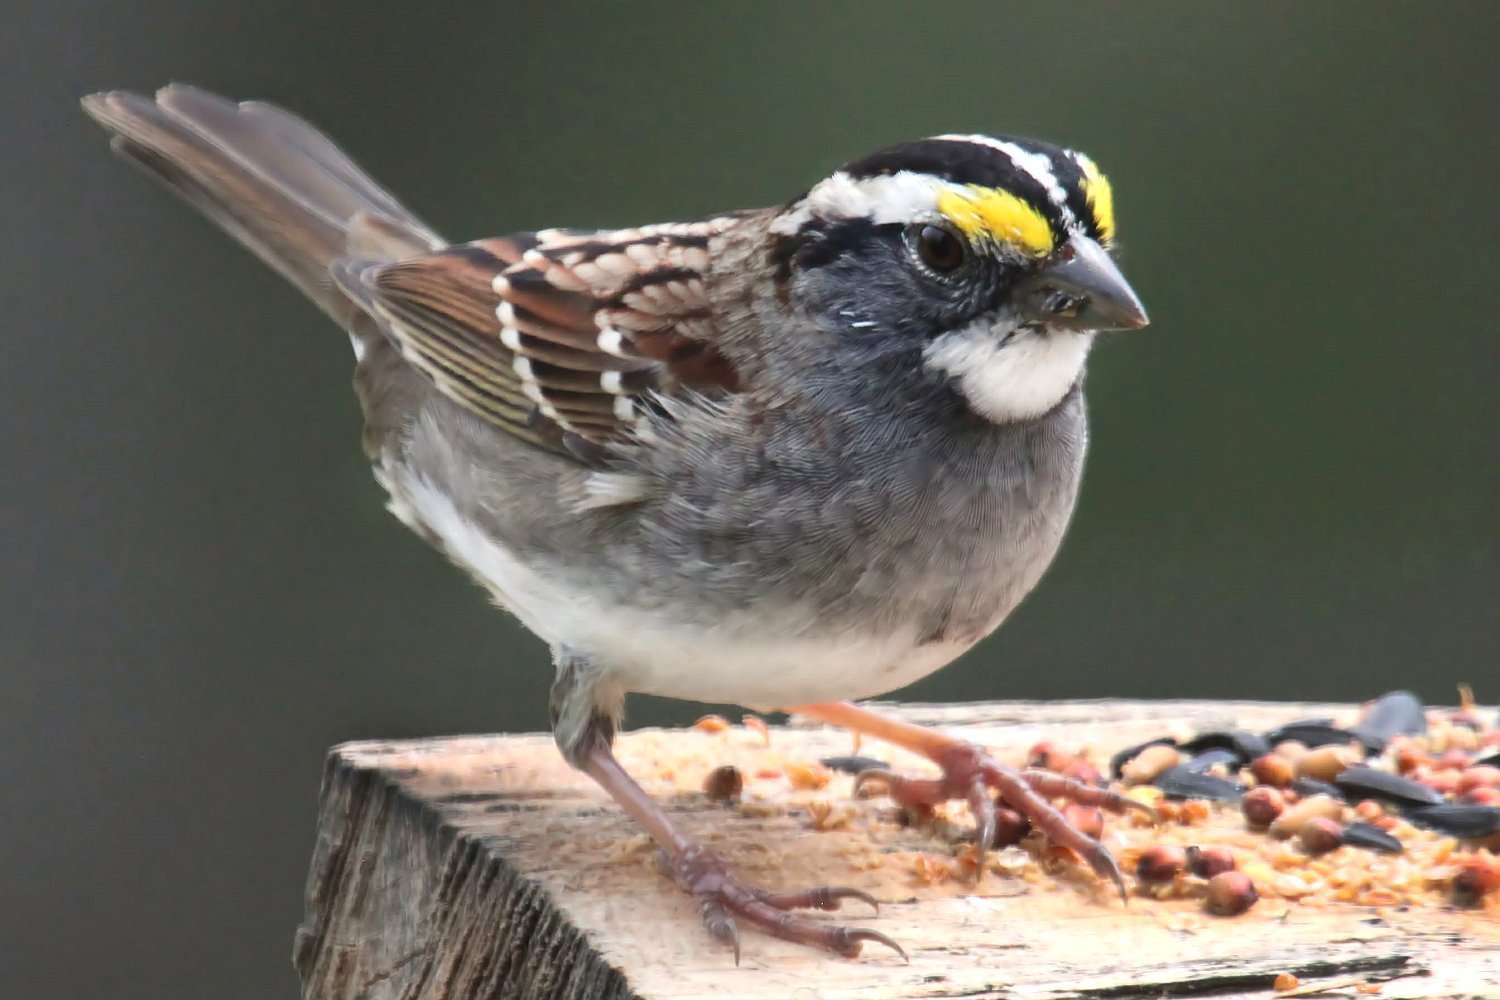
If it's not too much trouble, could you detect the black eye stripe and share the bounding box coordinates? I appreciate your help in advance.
[771,217,896,280]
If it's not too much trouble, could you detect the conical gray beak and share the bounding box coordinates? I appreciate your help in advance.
[1015,235,1149,332]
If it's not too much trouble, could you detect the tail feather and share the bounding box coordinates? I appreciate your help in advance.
[81,84,443,327]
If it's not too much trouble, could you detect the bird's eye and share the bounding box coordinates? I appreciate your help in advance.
[913,224,965,273]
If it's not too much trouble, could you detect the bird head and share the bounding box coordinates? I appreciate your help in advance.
[769,134,1147,424]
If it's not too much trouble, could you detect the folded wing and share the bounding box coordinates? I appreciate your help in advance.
[334,220,746,462]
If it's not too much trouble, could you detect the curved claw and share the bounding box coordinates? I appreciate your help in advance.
[833,927,909,962]
[1079,843,1129,905]
[675,845,897,961]
[700,898,741,965]
[966,777,995,883]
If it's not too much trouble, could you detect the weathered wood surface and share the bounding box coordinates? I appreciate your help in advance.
[294,700,1500,1000]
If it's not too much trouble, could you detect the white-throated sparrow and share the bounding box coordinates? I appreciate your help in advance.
[83,85,1149,961]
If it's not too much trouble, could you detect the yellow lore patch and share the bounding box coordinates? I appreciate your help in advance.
[1076,154,1116,244]
[936,185,1054,257]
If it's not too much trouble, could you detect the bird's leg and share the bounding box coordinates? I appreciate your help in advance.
[550,650,904,962]
[576,738,903,961]
[789,701,1152,901]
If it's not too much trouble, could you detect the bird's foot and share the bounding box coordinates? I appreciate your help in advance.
[854,741,1152,901]
[665,844,906,963]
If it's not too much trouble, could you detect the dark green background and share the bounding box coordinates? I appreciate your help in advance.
[5,3,1497,997]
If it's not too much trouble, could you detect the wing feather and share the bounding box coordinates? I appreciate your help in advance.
[337,219,746,461]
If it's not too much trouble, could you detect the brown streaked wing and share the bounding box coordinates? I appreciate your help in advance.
[341,220,745,462]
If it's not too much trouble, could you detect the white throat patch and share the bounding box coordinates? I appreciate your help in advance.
[924,323,1091,423]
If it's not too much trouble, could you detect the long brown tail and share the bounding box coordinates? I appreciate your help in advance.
[81,84,444,328]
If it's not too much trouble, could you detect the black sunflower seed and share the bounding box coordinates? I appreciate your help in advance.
[1291,777,1347,801]
[1334,766,1444,808]
[1154,765,1244,802]
[1263,719,1364,750]
[819,755,890,775]
[1341,821,1404,854]
[1183,748,1242,774]
[1350,690,1426,752]
[1179,730,1270,765]
[1403,804,1500,839]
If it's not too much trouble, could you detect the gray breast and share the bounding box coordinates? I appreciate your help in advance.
[598,386,1089,646]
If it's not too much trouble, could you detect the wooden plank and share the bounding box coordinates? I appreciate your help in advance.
[294,700,1500,1000]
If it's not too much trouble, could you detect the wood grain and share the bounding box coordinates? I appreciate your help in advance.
[294,700,1500,999]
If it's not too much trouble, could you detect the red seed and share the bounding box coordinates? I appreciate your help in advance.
[1136,844,1186,883]
[1452,855,1500,907]
[1186,845,1237,878]
[1242,786,1285,829]
[702,764,743,802]
[1458,765,1500,794]
[1298,816,1344,855]
[1027,740,1063,770]
[1205,871,1259,915]
[1394,744,1428,774]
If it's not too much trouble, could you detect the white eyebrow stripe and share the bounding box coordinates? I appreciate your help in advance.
[769,170,944,234]
[934,133,1077,228]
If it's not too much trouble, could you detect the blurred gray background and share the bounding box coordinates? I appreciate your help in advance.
[4,3,1497,997]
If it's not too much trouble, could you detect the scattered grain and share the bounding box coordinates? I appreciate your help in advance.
[784,760,831,790]
[804,799,851,831]
[1180,800,1212,824]
[1297,744,1359,783]
[1271,794,1345,839]
[1273,740,1310,764]
[912,853,951,885]
[693,714,730,734]
[741,713,770,746]
[1122,743,1182,785]
[1251,754,1295,787]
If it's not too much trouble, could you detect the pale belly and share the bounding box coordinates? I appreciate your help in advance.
[385,468,984,709]
[588,621,976,710]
